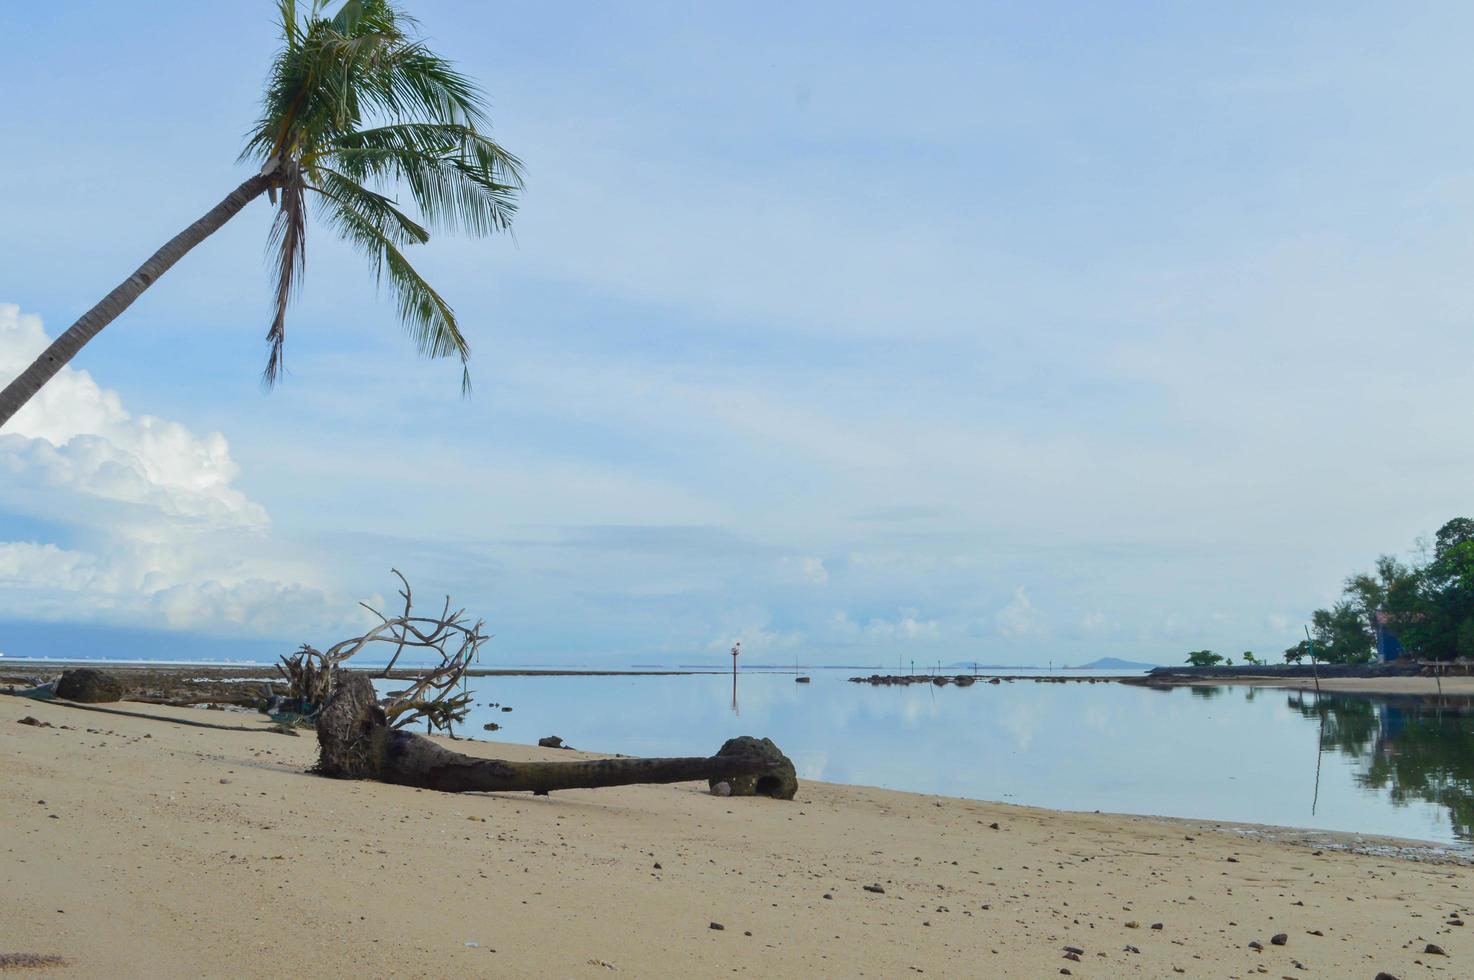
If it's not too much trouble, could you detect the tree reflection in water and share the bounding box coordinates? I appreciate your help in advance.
[1285,690,1474,841]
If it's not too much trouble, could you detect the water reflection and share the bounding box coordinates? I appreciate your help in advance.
[420,673,1474,846]
[1285,691,1474,841]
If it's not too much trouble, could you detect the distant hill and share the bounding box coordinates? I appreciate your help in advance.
[1071,657,1159,671]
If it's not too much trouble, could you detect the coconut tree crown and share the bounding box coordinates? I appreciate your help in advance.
[243,0,522,388]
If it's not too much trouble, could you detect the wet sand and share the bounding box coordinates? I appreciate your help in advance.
[1168,675,1474,696]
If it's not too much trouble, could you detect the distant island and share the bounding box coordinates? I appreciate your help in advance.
[1070,657,1160,671]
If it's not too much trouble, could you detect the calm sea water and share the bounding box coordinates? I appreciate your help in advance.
[396,671,1474,848]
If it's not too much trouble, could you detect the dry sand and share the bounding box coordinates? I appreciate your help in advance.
[3,694,1471,978]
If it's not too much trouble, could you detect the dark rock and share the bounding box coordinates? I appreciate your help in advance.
[709,922,725,931]
[823,893,833,900]
[709,736,798,800]
[653,862,661,870]
[537,736,564,749]
[1271,933,1288,946]
[1150,923,1164,930]
[1375,973,1401,980]
[55,668,123,704]
[1248,941,1263,951]
[988,677,1002,684]
[482,722,501,731]
[1063,946,1084,956]
[1424,943,1445,956]
[500,706,513,712]
[1063,952,1081,962]
[17,716,51,727]
[863,883,885,894]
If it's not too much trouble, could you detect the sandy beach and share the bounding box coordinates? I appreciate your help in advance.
[1168,675,1474,697]
[4,693,1471,978]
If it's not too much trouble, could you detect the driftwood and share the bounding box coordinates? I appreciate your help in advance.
[278,569,487,733]
[315,672,797,798]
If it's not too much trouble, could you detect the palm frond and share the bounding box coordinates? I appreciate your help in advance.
[325,145,519,235]
[263,171,308,386]
[312,168,430,246]
[239,0,517,390]
[316,185,471,380]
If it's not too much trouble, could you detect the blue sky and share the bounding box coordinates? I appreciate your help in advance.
[3,1,1473,666]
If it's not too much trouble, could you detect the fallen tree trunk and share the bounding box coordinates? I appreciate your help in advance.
[315,672,797,799]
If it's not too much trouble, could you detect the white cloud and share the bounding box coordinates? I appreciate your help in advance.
[777,555,829,585]
[0,303,352,636]
[824,608,941,643]
[994,586,1042,637]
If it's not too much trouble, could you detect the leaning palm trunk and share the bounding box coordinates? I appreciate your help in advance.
[316,673,798,799]
[0,172,274,429]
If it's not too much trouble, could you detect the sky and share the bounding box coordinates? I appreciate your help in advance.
[2,1,1473,667]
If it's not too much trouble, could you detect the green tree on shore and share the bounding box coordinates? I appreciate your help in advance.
[0,0,522,429]
[1185,650,1224,667]
[1295,518,1474,662]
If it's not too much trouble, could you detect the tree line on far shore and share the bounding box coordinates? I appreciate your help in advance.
[1185,517,1474,667]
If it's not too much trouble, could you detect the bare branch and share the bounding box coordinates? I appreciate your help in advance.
[276,570,490,734]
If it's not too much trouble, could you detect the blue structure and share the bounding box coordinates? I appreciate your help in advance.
[1372,610,1405,662]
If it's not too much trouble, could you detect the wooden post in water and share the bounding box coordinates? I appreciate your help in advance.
[1304,625,1320,696]
[730,641,741,716]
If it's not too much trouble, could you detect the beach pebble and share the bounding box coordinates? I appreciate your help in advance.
[864,884,886,894]
[709,922,725,931]
[1375,973,1402,979]
[1424,943,1445,955]
[1270,933,1287,946]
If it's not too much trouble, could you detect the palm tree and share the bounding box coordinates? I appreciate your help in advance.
[0,0,521,430]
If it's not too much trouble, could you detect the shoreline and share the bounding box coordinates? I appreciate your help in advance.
[1152,674,1474,696]
[4,694,1471,977]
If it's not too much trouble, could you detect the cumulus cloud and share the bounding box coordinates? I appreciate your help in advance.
[994,586,1042,637]
[825,609,941,643]
[0,303,350,636]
